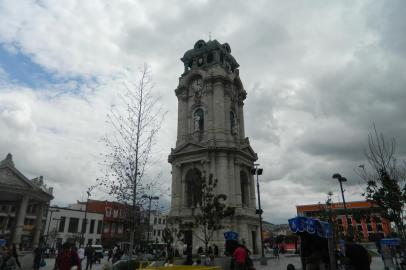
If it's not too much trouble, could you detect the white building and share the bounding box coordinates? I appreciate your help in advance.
[44,206,104,248]
[151,211,167,244]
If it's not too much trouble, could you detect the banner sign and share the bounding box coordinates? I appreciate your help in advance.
[224,231,239,241]
[288,216,332,238]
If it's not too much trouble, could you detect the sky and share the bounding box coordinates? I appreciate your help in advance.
[1,0,406,224]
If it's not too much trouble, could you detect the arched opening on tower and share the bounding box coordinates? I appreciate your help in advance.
[185,168,203,207]
[193,109,204,132]
[240,171,249,207]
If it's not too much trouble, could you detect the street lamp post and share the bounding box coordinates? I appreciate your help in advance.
[251,164,267,266]
[45,208,59,247]
[332,173,352,239]
[52,218,61,249]
[81,190,91,246]
[142,195,159,249]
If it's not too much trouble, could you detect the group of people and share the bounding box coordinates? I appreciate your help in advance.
[77,244,98,270]
[39,243,98,270]
[107,245,124,264]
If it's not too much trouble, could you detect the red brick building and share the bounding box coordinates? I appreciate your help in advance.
[297,201,391,241]
[85,200,133,247]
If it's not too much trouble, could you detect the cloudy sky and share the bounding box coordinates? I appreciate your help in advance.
[1,0,406,224]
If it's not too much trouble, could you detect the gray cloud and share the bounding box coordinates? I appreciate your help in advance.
[0,0,406,224]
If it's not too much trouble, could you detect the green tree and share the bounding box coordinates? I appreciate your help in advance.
[357,125,406,241]
[178,174,235,254]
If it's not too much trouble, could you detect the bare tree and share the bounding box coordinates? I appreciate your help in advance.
[356,125,406,241]
[97,65,165,257]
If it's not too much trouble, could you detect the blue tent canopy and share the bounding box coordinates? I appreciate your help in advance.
[224,231,239,241]
[288,216,333,238]
[380,238,401,246]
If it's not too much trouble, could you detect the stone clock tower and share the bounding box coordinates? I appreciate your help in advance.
[168,40,260,253]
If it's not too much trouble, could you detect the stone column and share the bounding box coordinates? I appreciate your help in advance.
[234,163,242,208]
[250,173,256,210]
[227,156,236,206]
[213,81,225,141]
[33,203,45,248]
[172,164,181,210]
[238,103,245,139]
[177,98,187,146]
[1,215,8,235]
[205,82,214,138]
[12,195,29,245]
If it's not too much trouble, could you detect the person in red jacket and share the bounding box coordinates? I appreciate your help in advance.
[233,244,247,270]
[54,243,81,270]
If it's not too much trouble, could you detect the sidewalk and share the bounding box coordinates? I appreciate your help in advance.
[253,254,385,270]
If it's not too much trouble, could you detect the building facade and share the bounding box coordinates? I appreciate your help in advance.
[149,211,167,245]
[0,153,53,249]
[297,201,391,241]
[85,200,132,248]
[43,206,104,248]
[168,40,260,254]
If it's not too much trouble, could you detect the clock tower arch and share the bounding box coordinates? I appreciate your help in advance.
[168,39,260,254]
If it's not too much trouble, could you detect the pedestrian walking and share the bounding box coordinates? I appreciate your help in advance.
[213,244,219,257]
[1,246,18,270]
[77,246,85,263]
[344,238,371,270]
[84,244,94,270]
[54,243,81,270]
[107,249,113,262]
[233,244,247,270]
[10,245,21,269]
[33,247,42,270]
[273,244,280,259]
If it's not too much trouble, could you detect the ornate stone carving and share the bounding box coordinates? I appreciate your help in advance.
[230,85,237,103]
[224,83,232,97]
[175,87,188,101]
[238,89,247,102]
[203,82,213,95]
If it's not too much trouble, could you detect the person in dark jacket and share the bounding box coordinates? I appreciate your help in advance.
[345,238,371,270]
[33,247,42,270]
[1,246,18,270]
[10,245,21,269]
[84,244,94,270]
[54,243,81,270]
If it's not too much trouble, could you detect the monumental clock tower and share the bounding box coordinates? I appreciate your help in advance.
[168,40,260,253]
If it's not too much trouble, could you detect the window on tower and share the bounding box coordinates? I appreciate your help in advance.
[230,111,236,134]
[193,109,204,132]
[185,168,203,207]
[207,53,213,64]
[240,171,249,207]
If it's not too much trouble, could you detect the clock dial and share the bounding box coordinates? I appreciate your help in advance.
[191,78,203,92]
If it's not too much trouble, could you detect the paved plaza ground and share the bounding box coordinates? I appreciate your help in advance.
[252,254,385,270]
[36,254,386,270]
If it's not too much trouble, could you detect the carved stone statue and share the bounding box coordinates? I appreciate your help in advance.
[194,114,201,131]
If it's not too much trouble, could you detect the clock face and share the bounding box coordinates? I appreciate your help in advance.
[191,78,203,92]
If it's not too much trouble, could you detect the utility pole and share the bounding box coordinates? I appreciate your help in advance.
[81,190,91,246]
[251,164,267,265]
[142,195,159,249]
[332,173,353,239]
